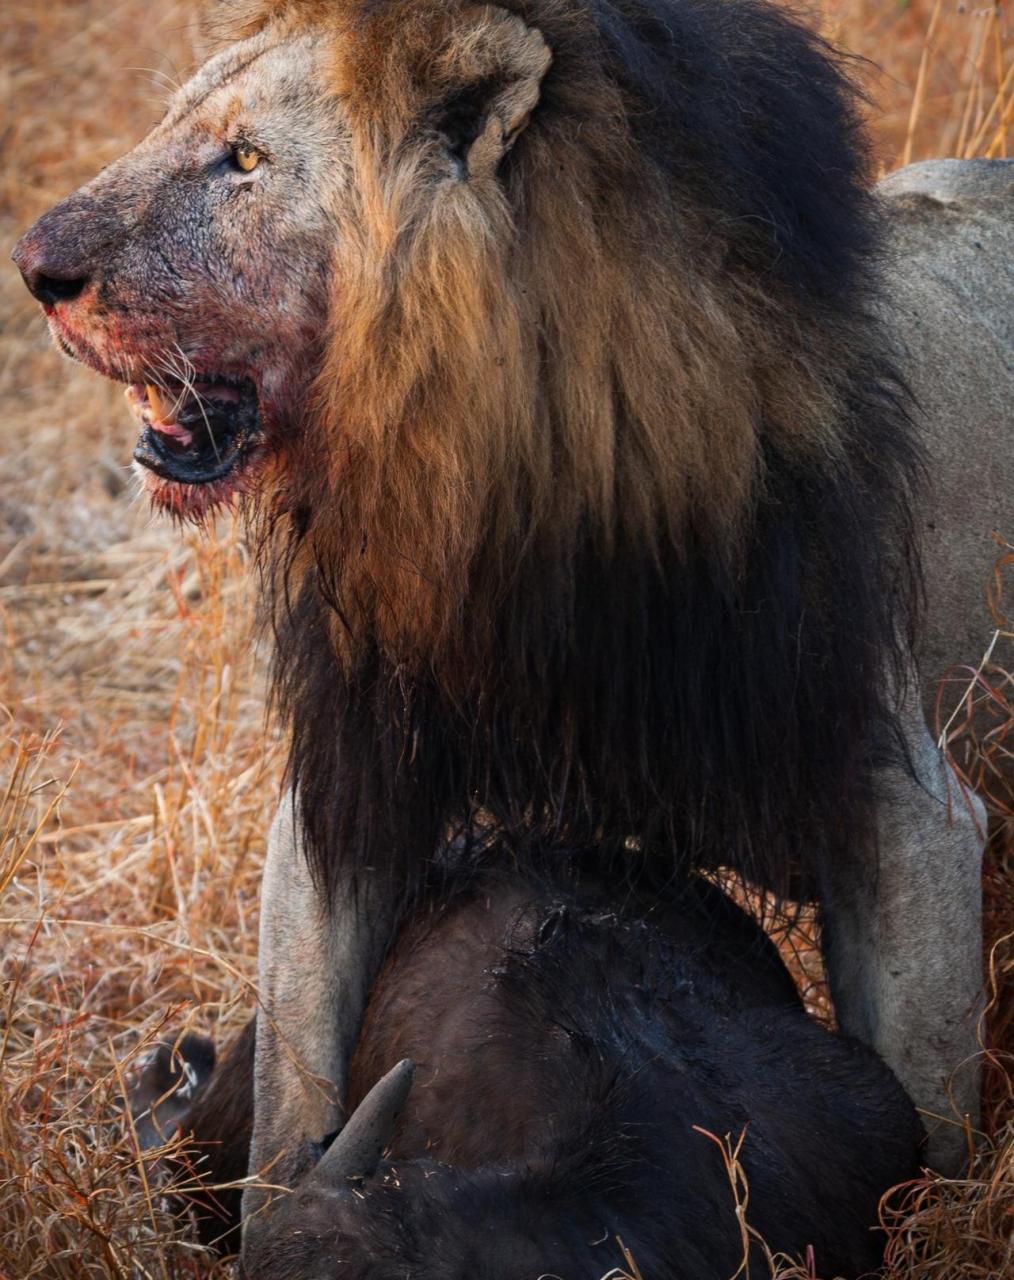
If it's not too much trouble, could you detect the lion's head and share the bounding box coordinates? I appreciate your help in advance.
[14,0,916,895]
[14,0,880,661]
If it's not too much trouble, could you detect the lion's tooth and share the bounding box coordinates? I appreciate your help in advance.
[146,384,168,422]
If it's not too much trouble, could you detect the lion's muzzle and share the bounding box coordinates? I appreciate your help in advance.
[12,190,120,310]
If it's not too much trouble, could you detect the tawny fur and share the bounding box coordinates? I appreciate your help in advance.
[213,1,863,670]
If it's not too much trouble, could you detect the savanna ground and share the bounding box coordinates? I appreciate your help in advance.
[0,2,1011,1276]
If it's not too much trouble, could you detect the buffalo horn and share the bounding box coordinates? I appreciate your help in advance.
[313,1058,415,1183]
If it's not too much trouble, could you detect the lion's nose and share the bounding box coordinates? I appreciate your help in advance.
[12,232,91,307]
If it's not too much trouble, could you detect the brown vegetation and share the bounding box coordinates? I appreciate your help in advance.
[0,2,1010,1276]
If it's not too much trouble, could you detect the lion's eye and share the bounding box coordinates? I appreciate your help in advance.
[231,142,260,173]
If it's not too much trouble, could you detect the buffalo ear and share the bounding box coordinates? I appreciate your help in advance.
[435,6,552,179]
[129,1032,217,1151]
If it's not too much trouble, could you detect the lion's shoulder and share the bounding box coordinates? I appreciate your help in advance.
[877,159,1014,326]
[878,156,1013,212]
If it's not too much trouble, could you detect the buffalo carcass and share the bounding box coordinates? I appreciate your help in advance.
[132,872,921,1278]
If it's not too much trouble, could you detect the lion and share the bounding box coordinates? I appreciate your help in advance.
[11,0,1011,1266]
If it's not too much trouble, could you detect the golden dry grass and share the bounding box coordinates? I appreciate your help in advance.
[0,2,1010,1277]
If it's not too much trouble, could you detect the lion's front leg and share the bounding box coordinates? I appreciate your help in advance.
[241,791,400,1241]
[820,686,985,1175]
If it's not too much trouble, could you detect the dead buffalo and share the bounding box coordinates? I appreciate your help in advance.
[133,872,920,1278]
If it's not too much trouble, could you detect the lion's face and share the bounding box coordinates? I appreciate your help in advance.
[15,0,852,663]
[12,28,348,518]
[13,5,553,528]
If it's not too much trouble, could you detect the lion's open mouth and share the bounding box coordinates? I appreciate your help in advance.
[129,376,261,487]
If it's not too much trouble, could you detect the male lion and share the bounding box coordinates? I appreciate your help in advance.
[12,0,1011,1263]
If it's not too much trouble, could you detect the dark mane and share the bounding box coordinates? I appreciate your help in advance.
[267,0,921,902]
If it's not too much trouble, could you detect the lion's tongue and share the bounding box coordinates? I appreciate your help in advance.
[152,418,195,445]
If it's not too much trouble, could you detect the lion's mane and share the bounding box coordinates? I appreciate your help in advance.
[232,0,920,898]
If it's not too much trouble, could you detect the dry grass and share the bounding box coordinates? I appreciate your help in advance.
[0,2,1010,1277]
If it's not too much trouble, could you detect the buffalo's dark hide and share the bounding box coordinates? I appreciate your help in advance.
[133,873,920,1277]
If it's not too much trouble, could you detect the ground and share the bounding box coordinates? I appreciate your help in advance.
[0,2,1010,1277]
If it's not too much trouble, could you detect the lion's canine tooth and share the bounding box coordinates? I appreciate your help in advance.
[146,384,168,422]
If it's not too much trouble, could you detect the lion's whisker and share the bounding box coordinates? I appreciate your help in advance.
[125,65,185,96]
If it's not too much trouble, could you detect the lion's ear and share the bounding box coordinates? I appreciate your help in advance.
[434,6,552,180]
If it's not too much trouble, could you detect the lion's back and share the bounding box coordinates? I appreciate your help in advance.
[878,159,1014,708]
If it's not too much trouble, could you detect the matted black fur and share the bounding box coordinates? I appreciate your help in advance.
[155,870,922,1276]
[272,0,921,904]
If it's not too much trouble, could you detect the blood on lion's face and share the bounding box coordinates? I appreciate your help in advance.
[11,3,554,537]
[12,28,343,522]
